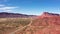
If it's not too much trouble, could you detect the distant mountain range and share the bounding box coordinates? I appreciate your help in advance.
[0,12,37,18]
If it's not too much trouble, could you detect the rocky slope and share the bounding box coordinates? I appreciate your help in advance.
[14,12,60,34]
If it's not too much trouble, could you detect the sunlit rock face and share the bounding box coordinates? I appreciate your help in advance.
[32,12,60,26]
[28,12,60,34]
[15,12,60,34]
[40,12,60,17]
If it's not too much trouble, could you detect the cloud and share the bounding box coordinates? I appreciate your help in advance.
[0,4,5,7]
[0,4,18,12]
[0,7,17,10]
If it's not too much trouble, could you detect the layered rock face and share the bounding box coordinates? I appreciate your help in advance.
[15,12,60,34]
[32,12,60,26]
[39,12,60,18]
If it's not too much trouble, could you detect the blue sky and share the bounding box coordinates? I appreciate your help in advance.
[0,0,60,15]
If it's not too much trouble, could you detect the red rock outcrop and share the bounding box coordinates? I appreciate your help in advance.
[15,12,60,34]
[31,12,60,26]
[38,12,60,18]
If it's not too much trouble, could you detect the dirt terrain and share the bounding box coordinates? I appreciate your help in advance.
[14,12,60,34]
[0,18,31,34]
[0,12,60,34]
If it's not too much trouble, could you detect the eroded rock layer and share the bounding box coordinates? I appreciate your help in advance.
[14,12,60,34]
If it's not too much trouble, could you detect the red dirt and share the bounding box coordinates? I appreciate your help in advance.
[5,12,60,34]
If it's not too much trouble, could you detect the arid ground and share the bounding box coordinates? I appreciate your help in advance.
[0,12,60,34]
[0,18,31,34]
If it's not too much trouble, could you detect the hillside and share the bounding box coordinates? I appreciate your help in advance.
[14,12,60,34]
[0,12,36,18]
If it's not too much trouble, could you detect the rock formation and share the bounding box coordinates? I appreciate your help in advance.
[12,12,60,34]
[41,12,60,17]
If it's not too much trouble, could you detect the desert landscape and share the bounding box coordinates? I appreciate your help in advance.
[0,12,35,34]
[0,0,60,34]
[0,12,60,34]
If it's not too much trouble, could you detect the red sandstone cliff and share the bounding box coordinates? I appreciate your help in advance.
[14,12,60,34]
[32,12,60,26]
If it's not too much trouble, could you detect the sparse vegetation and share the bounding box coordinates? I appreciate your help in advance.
[0,18,31,34]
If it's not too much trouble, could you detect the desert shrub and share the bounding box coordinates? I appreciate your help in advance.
[0,18,31,32]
